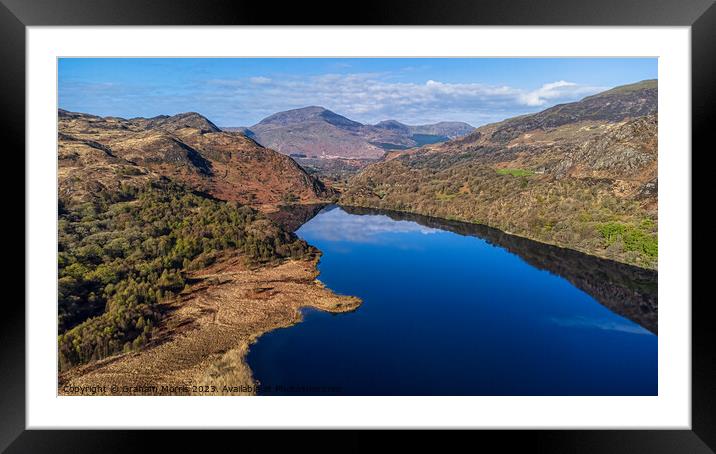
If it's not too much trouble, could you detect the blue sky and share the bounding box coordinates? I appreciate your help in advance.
[58,58,657,127]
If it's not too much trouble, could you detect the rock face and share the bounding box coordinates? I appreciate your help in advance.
[236,106,474,160]
[58,110,334,208]
[341,80,658,269]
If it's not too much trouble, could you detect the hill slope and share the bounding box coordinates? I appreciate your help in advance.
[341,80,658,269]
[59,109,334,208]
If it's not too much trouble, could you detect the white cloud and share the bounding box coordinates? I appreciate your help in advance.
[249,76,272,84]
[61,72,607,126]
[298,207,439,244]
[518,80,599,107]
[207,74,605,125]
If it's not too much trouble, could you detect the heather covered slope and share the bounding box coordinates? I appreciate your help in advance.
[58,109,334,208]
[341,80,658,269]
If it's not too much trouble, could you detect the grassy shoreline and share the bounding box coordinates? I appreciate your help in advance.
[58,256,361,396]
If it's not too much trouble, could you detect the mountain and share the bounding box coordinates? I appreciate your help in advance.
[58,109,334,208]
[375,119,475,140]
[410,121,476,138]
[341,80,658,269]
[234,106,474,160]
[481,79,658,144]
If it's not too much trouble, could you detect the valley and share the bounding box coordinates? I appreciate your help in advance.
[56,71,659,396]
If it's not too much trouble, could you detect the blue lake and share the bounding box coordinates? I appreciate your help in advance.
[250,205,658,395]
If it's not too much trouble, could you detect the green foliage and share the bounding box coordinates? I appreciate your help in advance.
[597,221,626,243]
[496,168,535,177]
[58,179,313,370]
[598,221,658,258]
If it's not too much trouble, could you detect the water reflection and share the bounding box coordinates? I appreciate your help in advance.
[334,205,658,334]
[265,203,327,232]
[298,207,439,243]
[549,315,652,335]
[249,204,657,395]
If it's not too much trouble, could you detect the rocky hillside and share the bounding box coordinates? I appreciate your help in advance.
[341,80,658,269]
[235,106,474,160]
[58,110,334,208]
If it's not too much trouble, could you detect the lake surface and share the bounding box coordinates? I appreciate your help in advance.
[249,205,658,395]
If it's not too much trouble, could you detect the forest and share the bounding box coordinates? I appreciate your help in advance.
[58,178,314,370]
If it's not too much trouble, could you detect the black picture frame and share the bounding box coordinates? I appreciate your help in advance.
[4,0,713,451]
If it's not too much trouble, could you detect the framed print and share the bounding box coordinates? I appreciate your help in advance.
[5,0,714,451]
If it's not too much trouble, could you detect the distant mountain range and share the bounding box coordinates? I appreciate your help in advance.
[341,79,659,268]
[58,110,333,208]
[226,106,474,160]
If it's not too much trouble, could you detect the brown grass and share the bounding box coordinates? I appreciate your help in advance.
[58,256,360,396]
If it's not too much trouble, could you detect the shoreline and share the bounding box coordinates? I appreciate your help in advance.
[337,203,658,271]
[58,255,361,396]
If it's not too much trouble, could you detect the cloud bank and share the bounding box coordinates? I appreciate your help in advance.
[59,72,606,127]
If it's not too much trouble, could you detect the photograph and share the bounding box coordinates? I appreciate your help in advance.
[56,57,659,397]
[6,0,710,445]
